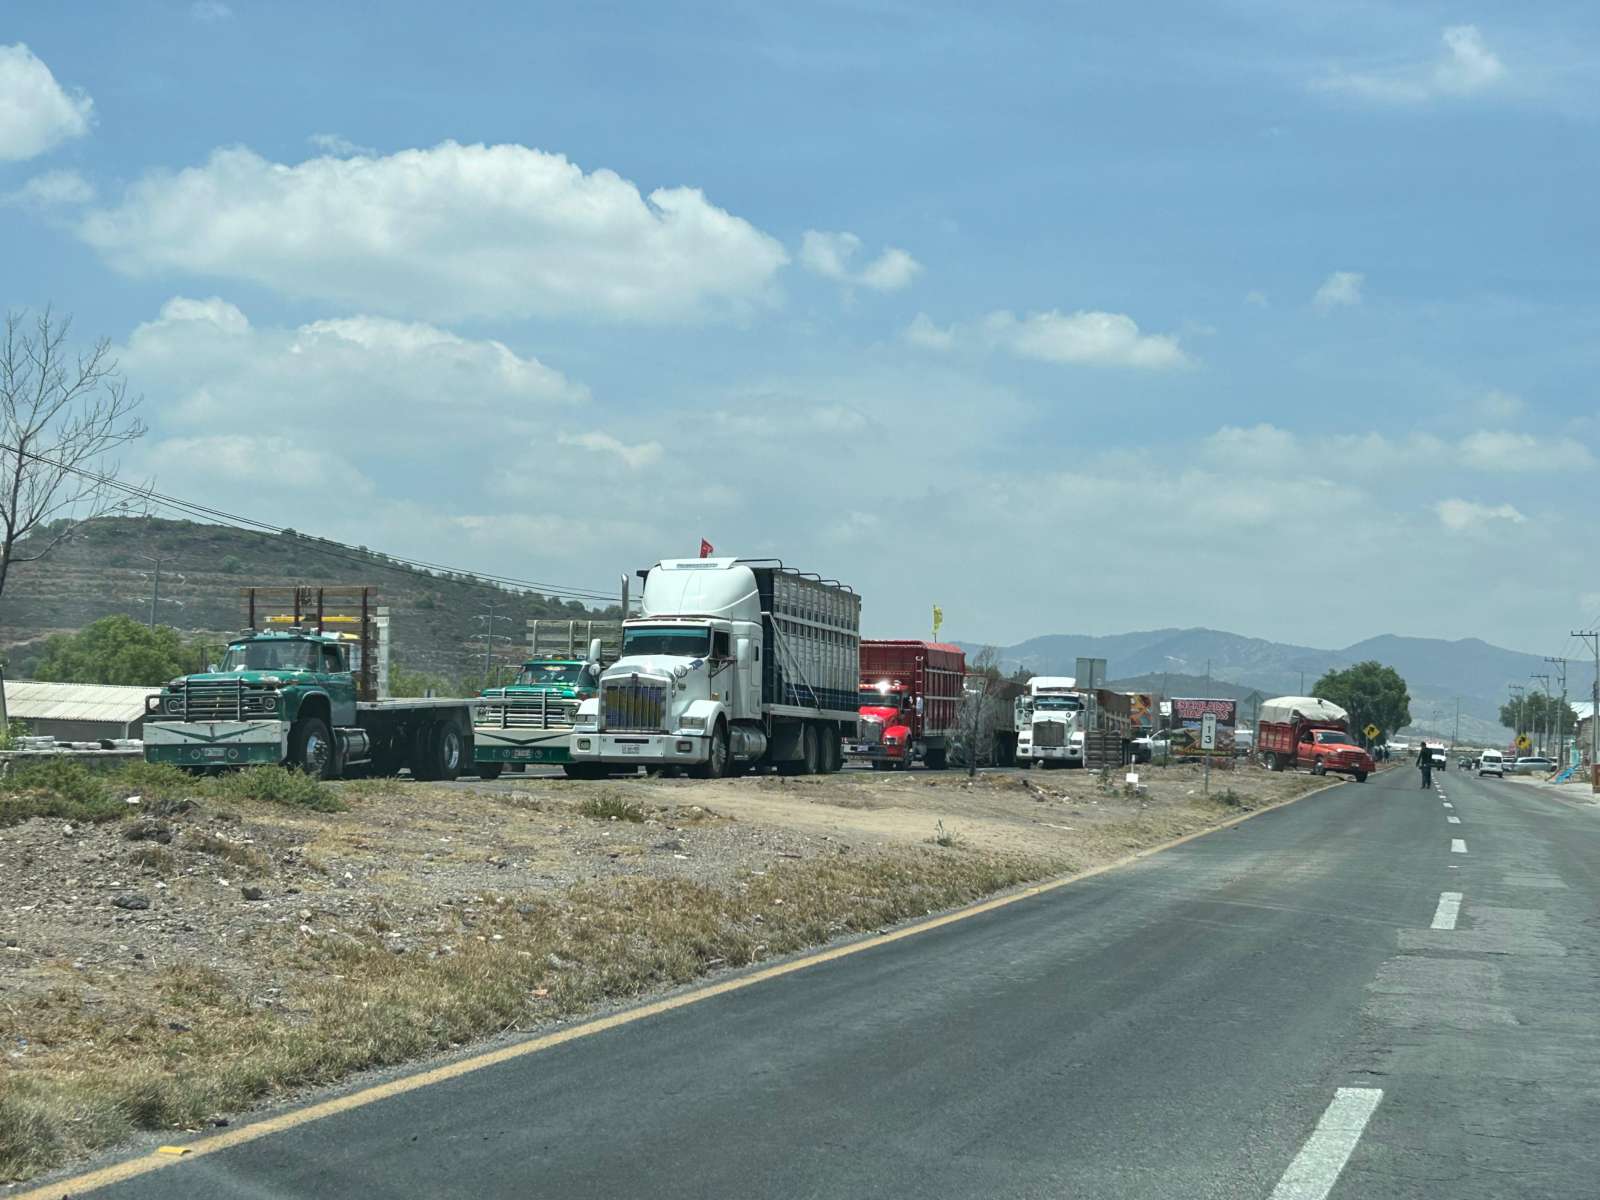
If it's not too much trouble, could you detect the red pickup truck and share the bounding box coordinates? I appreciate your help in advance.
[1257,696,1372,782]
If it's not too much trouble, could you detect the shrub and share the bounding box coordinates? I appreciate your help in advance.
[210,767,346,812]
[579,795,644,823]
[0,760,119,826]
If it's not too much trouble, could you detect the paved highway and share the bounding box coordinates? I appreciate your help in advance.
[48,763,1600,1198]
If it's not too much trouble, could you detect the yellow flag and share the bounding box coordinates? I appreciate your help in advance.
[932,605,944,641]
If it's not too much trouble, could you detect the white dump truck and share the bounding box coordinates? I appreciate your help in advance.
[568,558,861,777]
[1016,675,1086,769]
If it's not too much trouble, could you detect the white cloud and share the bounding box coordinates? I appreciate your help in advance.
[1434,498,1526,531]
[556,431,664,470]
[0,44,93,162]
[904,312,955,351]
[1317,25,1506,104]
[190,1,233,20]
[4,167,93,208]
[904,308,1190,369]
[79,142,790,323]
[1313,270,1364,309]
[983,309,1191,369]
[799,230,921,292]
[121,297,587,453]
[1456,430,1593,472]
[145,433,372,495]
[1245,290,1269,307]
[307,132,375,157]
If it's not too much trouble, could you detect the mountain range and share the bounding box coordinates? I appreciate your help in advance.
[960,628,1576,746]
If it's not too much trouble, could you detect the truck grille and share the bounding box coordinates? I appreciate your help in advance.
[1033,721,1067,747]
[603,680,667,732]
[477,695,579,728]
[169,680,276,721]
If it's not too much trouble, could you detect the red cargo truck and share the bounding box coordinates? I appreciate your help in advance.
[848,640,965,770]
[1257,696,1372,782]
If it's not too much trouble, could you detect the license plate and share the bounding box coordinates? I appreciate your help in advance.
[512,749,532,759]
[620,744,641,755]
[201,747,227,759]
[852,744,870,753]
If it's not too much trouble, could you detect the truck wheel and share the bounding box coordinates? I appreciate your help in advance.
[872,760,891,772]
[289,718,335,779]
[477,762,504,780]
[924,748,946,771]
[413,721,464,782]
[1354,771,1368,783]
[1311,758,1326,776]
[1263,752,1277,772]
[693,720,731,779]
[563,763,605,780]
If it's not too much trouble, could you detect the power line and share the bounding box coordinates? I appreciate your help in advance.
[3,439,621,605]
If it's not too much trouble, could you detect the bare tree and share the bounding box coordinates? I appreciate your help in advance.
[0,308,146,601]
[958,646,1004,778]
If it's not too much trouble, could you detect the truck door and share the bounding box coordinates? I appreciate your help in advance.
[1298,727,1316,767]
[323,644,359,727]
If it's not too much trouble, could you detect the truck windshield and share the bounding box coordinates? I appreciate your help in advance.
[859,689,904,709]
[219,640,319,672]
[1035,696,1082,711]
[516,662,588,686]
[622,626,712,657]
[1315,731,1355,745]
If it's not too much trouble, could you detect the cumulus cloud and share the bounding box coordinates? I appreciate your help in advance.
[799,231,921,292]
[307,132,375,157]
[78,142,790,322]
[1470,389,1525,423]
[557,431,664,470]
[120,296,587,451]
[4,167,93,209]
[190,1,233,20]
[1313,271,1364,309]
[0,43,94,162]
[1456,430,1593,472]
[904,309,1190,369]
[1317,25,1506,104]
[1434,498,1526,531]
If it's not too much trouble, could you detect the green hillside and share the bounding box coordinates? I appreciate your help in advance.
[0,517,616,683]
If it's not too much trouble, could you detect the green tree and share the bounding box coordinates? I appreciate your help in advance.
[1499,693,1576,746]
[31,615,197,686]
[1313,661,1411,744]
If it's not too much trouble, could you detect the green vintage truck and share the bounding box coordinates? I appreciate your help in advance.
[471,619,622,778]
[143,586,476,779]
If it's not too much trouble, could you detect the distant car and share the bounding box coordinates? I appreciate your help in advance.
[1427,746,1447,771]
[1511,755,1555,775]
[1478,750,1504,778]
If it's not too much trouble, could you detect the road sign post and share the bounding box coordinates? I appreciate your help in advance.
[1201,712,1217,794]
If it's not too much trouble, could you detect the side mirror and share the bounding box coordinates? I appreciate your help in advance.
[207,663,218,673]
[587,637,603,665]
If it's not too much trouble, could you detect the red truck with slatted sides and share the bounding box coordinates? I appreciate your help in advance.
[1257,695,1372,782]
[846,640,966,770]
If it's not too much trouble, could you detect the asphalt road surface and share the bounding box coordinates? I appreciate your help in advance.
[58,763,1600,1198]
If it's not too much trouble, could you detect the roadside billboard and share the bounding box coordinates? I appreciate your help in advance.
[1171,697,1238,757]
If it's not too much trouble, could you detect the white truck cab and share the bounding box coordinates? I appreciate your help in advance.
[1021,676,1086,769]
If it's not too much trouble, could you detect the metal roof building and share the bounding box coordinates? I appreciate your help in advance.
[1,679,157,741]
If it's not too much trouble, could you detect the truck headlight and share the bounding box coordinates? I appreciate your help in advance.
[576,738,592,750]
[165,697,183,714]
[680,716,707,731]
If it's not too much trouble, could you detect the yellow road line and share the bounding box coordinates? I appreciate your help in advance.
[14,776,1341,1200]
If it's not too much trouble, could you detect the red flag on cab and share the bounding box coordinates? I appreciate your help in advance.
[699,539,714,559]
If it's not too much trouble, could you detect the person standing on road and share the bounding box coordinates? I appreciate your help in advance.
[1417,743,1433,789]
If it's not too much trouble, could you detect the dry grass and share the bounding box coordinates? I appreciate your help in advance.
[0,848,1051,1181]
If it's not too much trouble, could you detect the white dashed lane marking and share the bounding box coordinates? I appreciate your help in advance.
[1269,1088,1385,1200]
[1451,838,1468,854]
[1430,891,1463,930]
[1447,815,1461,824]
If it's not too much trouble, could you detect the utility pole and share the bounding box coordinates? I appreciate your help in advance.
[1546,656,1570,766]
[1453,697,1460,749]
[1532,674,1552,756]
[476,601,505,685]
[1509,684,1526,751]
[135,553,162,628]
[1572,631,1600,774]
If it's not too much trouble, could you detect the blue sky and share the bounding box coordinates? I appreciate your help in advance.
[3,1,1598,654]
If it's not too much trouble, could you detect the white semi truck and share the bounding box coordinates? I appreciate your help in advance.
[568,558,861,778]
[1016,676,1086,769]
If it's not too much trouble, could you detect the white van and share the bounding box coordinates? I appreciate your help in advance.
[1478,750,1504,778]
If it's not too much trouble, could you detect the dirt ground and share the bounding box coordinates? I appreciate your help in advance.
[0,760,1327,1025]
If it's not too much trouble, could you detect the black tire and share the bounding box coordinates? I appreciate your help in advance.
[818,729,841,775]
[563,762,605,780]
[477,762,504,780]
[1354,771,1368,783]
[289,717,335,779]
[1263,752,1277,772]
[1311,758,1326,777]
[693,720,731,779]
[872,760,891,772]
[413,721,464,781]
[801,724,820,775]
[925,748,948,771]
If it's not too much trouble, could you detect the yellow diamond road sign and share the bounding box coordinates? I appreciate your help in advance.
[1364,723,1379,739]
[1517,734,1532,750]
